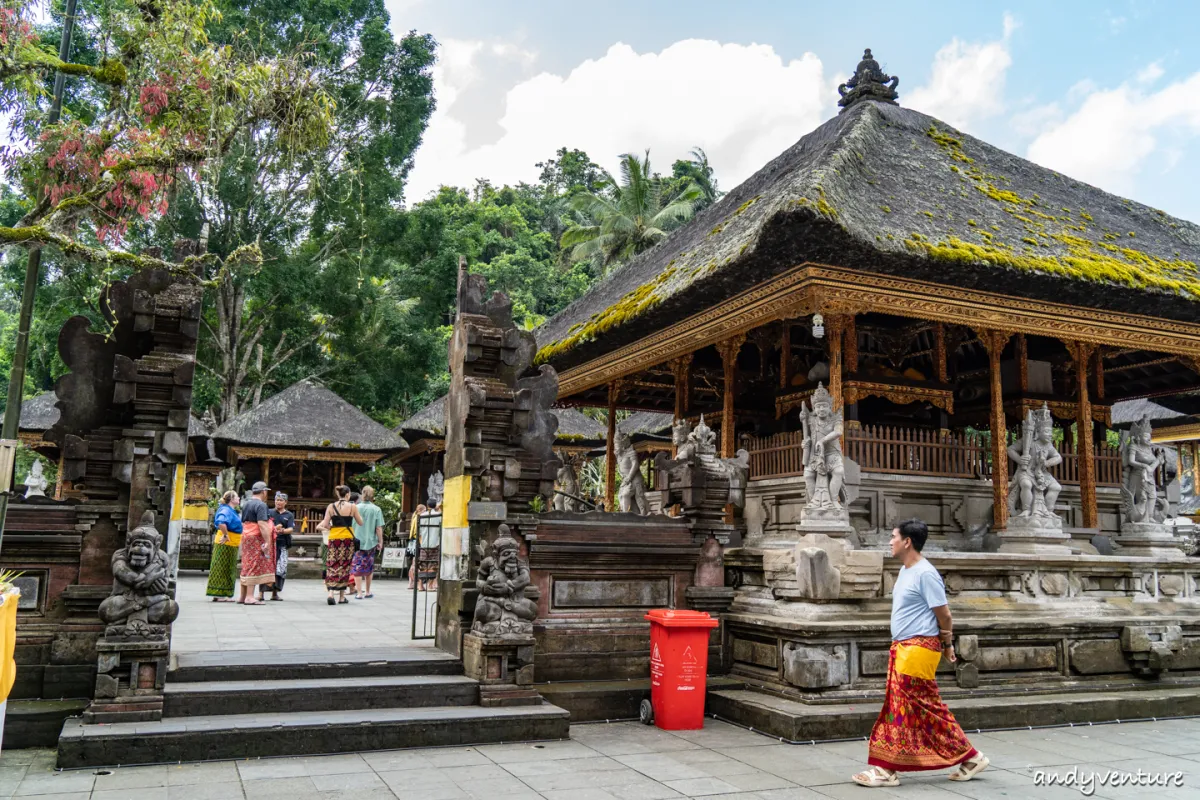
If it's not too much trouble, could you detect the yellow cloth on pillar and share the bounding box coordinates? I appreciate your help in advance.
[0,590,18,701]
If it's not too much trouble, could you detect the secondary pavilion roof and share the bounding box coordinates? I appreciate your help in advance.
[395,395,608,445]
[18,392,60,432]
[535,71,1200,381]
[213,380,405,452]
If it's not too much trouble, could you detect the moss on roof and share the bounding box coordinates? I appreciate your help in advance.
[535,101,1200,371]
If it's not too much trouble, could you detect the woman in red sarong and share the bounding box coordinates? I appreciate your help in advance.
[854,519,988,788]
[238,482,276,605]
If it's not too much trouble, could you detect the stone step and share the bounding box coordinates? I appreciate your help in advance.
[707,684,1200,742]
[168,647,461,682]
[163,674,480,718]
[57,703,571,768]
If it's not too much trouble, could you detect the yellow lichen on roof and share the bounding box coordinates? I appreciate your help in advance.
[921,125,1200,299]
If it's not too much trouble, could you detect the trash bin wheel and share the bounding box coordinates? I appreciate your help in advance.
[639,698,654,725]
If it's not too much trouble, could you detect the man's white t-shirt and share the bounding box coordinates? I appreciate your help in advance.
[890,557,947,641]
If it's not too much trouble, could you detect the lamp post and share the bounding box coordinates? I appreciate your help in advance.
[0,0,79,552]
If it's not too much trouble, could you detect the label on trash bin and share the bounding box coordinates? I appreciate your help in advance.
[650,643,663,688]
[677,645,701,690]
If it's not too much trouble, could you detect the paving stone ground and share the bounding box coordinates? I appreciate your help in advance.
[3,717,1197,799]
[172,574,434,652]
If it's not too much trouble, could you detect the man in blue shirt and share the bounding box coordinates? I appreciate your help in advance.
[853,518,988,788]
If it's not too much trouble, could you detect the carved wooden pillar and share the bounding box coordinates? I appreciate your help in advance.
[1069,340,1099,529]
[263,457,271,489]
[825,315,846,412]
[605,381,620,511]
[1192,442,1200,498]
[716,334,746,458]
[933,323,949,383]
[1015,334,1028,393]
[1092,346,1108,449]
[978,329,1012,530]
[54,452,65,500]
[844,315,858,375]
[669,354,692,421]
[780,322,793,389]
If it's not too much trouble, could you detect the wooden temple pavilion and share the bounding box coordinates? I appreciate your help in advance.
[393,395,608,516]
[535,67,1200,542]
[210,380,405,531]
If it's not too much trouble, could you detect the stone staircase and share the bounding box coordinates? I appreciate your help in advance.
[57,647,570,768]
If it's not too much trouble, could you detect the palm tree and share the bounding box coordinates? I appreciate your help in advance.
[561,151,703,270]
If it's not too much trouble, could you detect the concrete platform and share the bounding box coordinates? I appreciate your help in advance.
[708,684,1200,741]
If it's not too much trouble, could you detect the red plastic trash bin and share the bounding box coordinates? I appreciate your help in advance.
[643,609,720,730]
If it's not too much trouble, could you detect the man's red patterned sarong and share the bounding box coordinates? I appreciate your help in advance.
[867,636,978,772]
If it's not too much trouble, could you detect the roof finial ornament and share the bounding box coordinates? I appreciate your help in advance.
[837,48,899,112]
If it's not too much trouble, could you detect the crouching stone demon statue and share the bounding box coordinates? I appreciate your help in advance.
[98,511,180,640]
[472,525,538,636]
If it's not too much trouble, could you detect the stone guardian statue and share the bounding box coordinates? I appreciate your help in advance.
[800,383,846,511]
[427,470,445,506]
[97,511,180,640]
[614,430,649,515]
[471,525,538,636]
[553,462,581,512]
[1005,403,1063,527]
[1121,416,1167,525]
[23,459,48,498]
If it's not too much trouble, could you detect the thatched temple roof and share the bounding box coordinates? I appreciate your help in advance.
[536,99,1200,371]
[17,392,60,432]
[618,411,674,437]
[1111,398,1186,428]
[396,395,607,444]
[213,380,405,451]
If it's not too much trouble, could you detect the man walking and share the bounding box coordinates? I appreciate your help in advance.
[351,486,386,599]
[853,518,988,787]
[264,492,295,601]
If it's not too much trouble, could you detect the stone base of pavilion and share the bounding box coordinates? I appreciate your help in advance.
[717,544,1200,734]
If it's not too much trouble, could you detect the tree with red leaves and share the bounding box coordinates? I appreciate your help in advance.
[0,0,334,276]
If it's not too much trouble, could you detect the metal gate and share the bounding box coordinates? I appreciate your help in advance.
[411,511,441,640]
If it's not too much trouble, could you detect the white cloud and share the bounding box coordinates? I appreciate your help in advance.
[1136,61,1164,85]
[1026,71,1200,193]
[405,39,828,202]
[905,14,1016,131]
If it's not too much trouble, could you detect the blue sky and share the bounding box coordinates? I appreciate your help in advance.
[387,1,1200,223]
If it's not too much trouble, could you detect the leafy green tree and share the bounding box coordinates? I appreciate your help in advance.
[159,0,438,421]
[561,151,702,270]
[666,148,721,211]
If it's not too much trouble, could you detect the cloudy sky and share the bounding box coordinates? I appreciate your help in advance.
[384,0,1200,223]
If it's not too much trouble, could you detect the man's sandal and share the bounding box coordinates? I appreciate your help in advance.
[852,767,899,787]
[949,754,989,781]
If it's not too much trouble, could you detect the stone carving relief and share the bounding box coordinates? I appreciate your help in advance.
[1005,404,1063,530]
[97,511,180,640]
[427,470,444,506]
[653,415,750,542]
[472,525,538,637]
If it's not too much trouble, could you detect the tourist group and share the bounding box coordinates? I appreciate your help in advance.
[204,482,386,605]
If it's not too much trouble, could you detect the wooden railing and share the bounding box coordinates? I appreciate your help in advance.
[746,425,1122,486]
